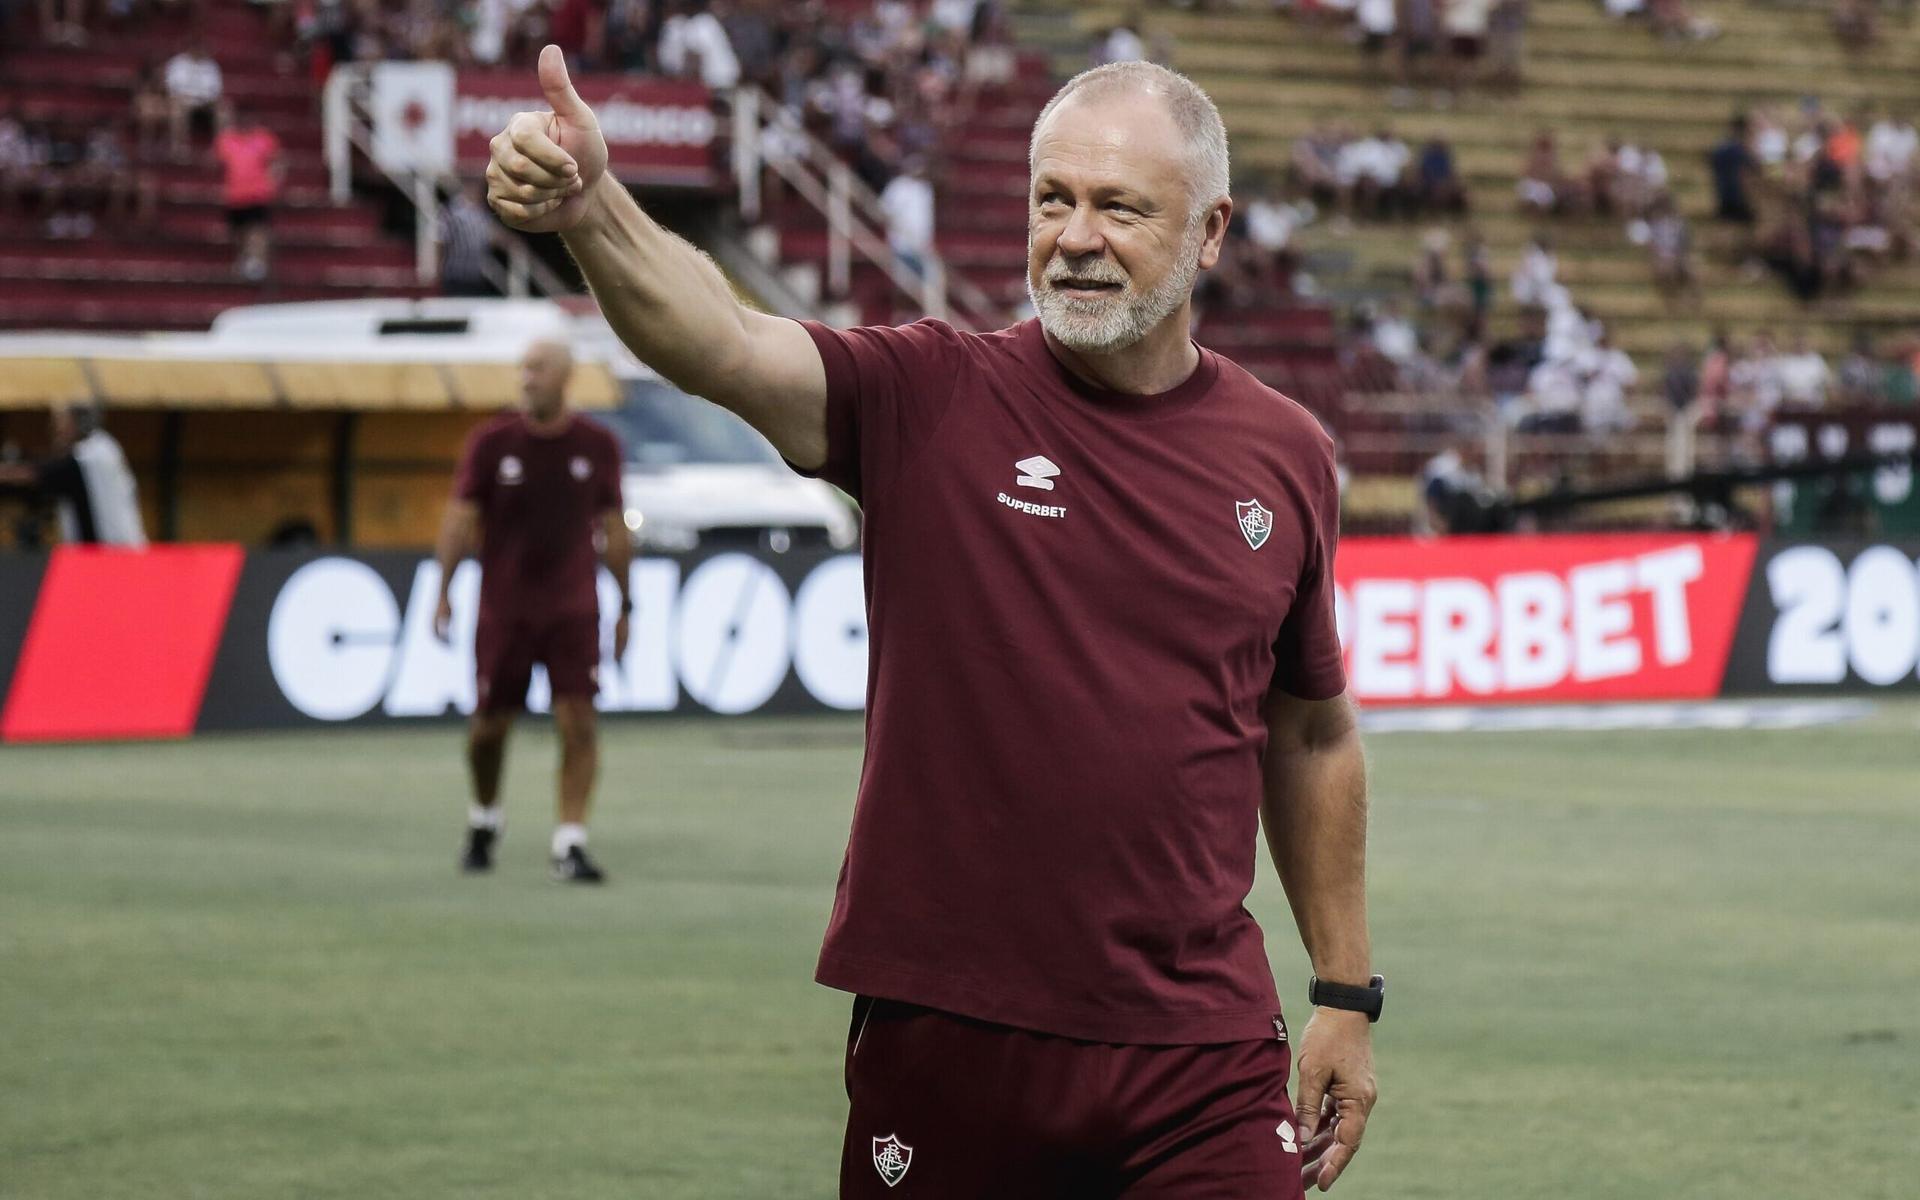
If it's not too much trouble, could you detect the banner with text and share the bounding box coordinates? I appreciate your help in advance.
[453,72,721,188]
[3,537,1917,740]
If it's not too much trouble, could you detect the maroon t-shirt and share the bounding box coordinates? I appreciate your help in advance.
[796,317,1347,1044]
[454,412,622,620]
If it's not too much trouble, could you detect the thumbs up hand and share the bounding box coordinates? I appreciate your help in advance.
[485,45,610,233]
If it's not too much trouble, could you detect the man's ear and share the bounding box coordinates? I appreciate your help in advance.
[1197,198,1234,271]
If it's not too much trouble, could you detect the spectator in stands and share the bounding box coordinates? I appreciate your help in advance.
[1661,339,1698,417]
[1442,0,1493,91]
[1693,330,1735,431]
[441,180,504,296]
[73,123,154,229]
[659,0,742,88]
[0,108,37,215]
[1831,0,1877,53]
[130,58,173,157]
[1397,0,1442,92]
[1578,328,1637,434]
[879,155,936,280]
[1865,110,1916,190]
[1463,228,1493,337]
[1837,332,1883,407]
[1642,191,1695,301]
[1290,122,1345,207]
[1240,175,1311,295]
[36,0,86,46]
[1775,329,1834,408]
[1708,113,1756,223]
[1486,0,1527,88]
[1509,232,1557,307]
[1092,19,1147,65]
[1368,297,1421,369]
[1412,226,1455,311]
[1337,126,1410,219]
[0,404,146,547]
[214,105,283,282]
[165,38,223,160]
[1729,330,1785,432]
[1418,439,1492,536]
[1517,129,1578,215]
[1355,0,1396,76]
[1413,137,1465,215]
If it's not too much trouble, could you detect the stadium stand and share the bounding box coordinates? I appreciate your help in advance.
[0,3,426,330]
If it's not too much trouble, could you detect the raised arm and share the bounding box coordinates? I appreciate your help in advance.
[486,46,828,470]
[1260,688,1376,1192]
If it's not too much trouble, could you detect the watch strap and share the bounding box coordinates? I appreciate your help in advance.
[1309,974,1385,1022]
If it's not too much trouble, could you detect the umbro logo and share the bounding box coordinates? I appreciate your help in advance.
[1276,1120,1298,1154]
[1015,455,1059,491]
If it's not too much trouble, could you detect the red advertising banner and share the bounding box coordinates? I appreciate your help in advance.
[453,71,721,188]
[0,545,243,742]
[1331,535,1760,706]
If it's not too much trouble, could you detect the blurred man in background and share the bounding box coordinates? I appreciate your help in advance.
[0,403,146,547]
[432,338,631,884]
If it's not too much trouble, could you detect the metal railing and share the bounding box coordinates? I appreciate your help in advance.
[321,66,570,300]
[727,85,1006,330]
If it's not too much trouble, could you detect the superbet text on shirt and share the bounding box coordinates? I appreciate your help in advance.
[792,317,1346,1045]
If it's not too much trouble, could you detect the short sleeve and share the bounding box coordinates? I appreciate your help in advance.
[790,318,967,505]
[453,427,493,504]
[1271,453,1347,702]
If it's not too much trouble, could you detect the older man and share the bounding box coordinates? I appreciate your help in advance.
[432,338,630,883]
[488,49,1378,1196]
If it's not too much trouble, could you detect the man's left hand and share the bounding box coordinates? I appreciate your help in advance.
[1293,1008,1376,1192]
[613,612,630,661]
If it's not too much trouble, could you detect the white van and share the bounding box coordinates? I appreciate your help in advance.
[205,298,858,553]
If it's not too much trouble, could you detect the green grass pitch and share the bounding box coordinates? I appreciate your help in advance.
[3,707,1917,1199]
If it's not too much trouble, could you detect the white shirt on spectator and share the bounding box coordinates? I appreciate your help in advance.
[1509,244,1558,307]
[1357,0,1396,34]
[1580,347,1638,433]
[1775,351,1833,407]
[659,11,742,89]
[879,172,935,258]
[930,0,979,34]
[1098,27,1146,63]
[1444,0,1493,36]
[1866,119,1917,183]
[1371,313,1420,365]
[1245,197,1309,251]
[1336,136,1408,188]
[165,52,223,107]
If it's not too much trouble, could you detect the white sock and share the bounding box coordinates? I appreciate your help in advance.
[551,823,587,857]
[469,804,503,831]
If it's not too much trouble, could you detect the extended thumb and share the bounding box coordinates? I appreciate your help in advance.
[538,44,587,118]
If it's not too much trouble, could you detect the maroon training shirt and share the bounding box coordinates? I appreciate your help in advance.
[796,317,1347,1044]
[454,412,622,619]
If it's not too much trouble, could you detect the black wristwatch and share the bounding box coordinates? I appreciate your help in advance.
[618,598,634,615]
[1309,974,1386,1022]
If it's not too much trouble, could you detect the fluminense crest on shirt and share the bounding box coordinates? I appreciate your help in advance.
[1236,498,1273,550]
[498,455,524,485]
[872,1134,913,1187]
[569,455,591,481]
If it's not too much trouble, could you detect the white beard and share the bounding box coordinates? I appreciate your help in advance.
[1027,217,1206,355]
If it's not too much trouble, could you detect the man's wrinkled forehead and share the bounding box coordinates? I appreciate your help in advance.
[1031,90,1189,197]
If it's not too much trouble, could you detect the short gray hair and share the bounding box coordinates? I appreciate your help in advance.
[1028,61,1230,225]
